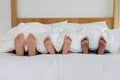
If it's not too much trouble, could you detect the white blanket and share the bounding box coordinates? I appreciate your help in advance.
[0,53,120,80]
[0,22,120,53]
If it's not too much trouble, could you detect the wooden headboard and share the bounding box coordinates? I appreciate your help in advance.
[11,0,119,29]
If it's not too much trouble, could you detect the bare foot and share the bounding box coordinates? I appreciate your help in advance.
[81,36,89,54]
[62,35,72,54]
[14,33,25,56]
[98,36,106,55]
[26,33,37,56]
[44,36,56,54]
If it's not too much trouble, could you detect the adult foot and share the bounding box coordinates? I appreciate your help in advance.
[14,33,25,56]
[81,36,89,54]
[44,36,56,54]
[26,33,37,56]
[98,36,106,55]
[62,35,72,54]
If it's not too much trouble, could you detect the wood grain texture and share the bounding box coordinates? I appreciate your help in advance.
[113,0,119,28]
[119,0,120,26]
[15,18,113,29]
[11,0,18,27]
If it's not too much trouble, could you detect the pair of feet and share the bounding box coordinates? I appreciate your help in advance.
[81,36,106,55]
[14,33,72,56]
[14,33,37,56]
[44,35,72,54]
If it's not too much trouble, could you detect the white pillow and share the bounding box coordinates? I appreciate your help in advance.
[49,23,81,34]
[62,23,81,32]
[44,21,68,32]
[25,21,68,34]
[20,22,48,33]
[16,21,68,35]
[81,21,109,32]
[46,20,68,26]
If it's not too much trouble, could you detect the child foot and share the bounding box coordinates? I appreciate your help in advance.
[26,33,37,56]
[44,36,56,54]
[98,36,106,55]
[62,35,72,54]
[81,36,89,54]
[14,33,25,56]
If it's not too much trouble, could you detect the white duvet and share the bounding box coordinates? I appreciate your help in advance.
[103,28,120,53]
[0,22,120,53]
[0,53,120,80]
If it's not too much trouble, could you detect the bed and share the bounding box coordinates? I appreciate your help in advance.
[0,53,120,80]
[0,0,119,80]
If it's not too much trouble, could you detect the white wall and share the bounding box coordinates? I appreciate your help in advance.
[0,0,114,35]
[17,0,113,18]
[0,0,11,35]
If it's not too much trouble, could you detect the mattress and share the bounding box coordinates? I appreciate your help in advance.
[0,53,120,80]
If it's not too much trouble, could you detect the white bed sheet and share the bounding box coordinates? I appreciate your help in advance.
[0,53,120,80]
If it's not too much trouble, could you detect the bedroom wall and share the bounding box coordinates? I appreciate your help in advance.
[0,0,115,35]
[0,0,11,36]
[17,0,113,18]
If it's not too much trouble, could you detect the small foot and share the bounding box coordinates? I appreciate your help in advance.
[98,36,106,55]
[62,35,72,54]
[14,33,25,56]
[44,36,56,54]
[81,36,89,54]
[26,33,37,56]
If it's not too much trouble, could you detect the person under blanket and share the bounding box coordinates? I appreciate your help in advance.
[81,36,106,55]
[44,35,72,54]
[14,33,72,56]
[14,33,106,56]
[14,33,36,56]
[44,35,106,55]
